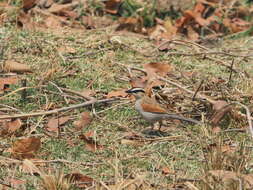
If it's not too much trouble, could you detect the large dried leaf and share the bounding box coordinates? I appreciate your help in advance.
[73,112,92,131]
[0,119,22,137]
[46,116,70,132]
[210,100,231,125]
[8,178,26,188]
[144,62,172,77]
[208,170,253,189]
[65,173,93,188]
[12,137,41,159]
[48,2,78,15]
[105,0,122,14]
[107,89,128,98]
[80,131,103,152]
[22,0,38,11]
[4,60,31,73]
[0,76,18,93]
[130,76,147,88]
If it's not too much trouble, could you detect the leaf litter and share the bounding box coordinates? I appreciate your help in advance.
[0,0,253,189]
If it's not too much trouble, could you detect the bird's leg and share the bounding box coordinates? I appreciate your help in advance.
[158,121,163,131]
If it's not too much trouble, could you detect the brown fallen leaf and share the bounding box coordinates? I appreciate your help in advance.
[8,178,26,188]
[48,2,78,15]
[22,0,38,11]
[210,100,231,125]
[46,116,70,132]
[65,173,93,188]
[105,0,122,14]
[58,46,76,54]
[208,170,253,189]
[130,76,147,88]
[0,119,22,137]
[121,132,145,147]
[80,131,103,152]
[80,89,96,98]
[21,159,42,175]
[161,167,173,175]
[0,76,18,93]
[187,25,199,41]
[107,89,128,98]
[11,137,41,159]
[73,112,92,131]
[116,17,142,33]
[144,62,172,78]
[4,60,31,73]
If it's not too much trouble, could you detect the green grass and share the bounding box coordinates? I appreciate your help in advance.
[1,24,253,189]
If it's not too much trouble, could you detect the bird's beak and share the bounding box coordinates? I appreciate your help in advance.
[125,89,132,94]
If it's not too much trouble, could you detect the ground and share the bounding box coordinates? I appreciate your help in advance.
[1,24,253,189]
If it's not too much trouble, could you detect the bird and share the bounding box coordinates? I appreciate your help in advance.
[125,87,201,130]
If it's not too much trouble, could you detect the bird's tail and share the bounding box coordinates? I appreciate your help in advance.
[164,114,202,125]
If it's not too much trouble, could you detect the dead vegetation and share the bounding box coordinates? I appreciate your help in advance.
[0,0,253,189]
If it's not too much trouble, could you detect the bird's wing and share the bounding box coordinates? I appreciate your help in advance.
[141,97,168,114]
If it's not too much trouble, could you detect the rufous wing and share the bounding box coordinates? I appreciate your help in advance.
[141,97,168,113]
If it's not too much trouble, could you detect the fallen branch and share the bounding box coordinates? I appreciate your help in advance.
[0,98,118,120]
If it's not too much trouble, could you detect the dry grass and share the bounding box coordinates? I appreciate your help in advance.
[0,24,253,189]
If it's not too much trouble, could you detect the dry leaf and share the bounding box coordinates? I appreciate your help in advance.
[80,89,96,97]
[12,137,41,159]
[23,0,38,11]
[210,100,231,125]
[187,25,199,41]
[212,126,221,134]
[8,178,26,187]
[58,46,76,54]
[73,112,92,130]
[65,173,93,188]
[130,76,147,88]
[105,0,122,14]
[48,2,78,15]
[21,159,42,175]
[44,15,62,29]
[0,76,18,93]
[4,60,31,73]
[46,116,70,132]
[208,170,253,188]
[107,89,128,98]
[0,119,22,136]
[116,17,142,33]
[144,62,172,77]
[80,131,103,152]
[161,167,172,175]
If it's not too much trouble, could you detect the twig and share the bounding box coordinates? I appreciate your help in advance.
[0,86,40,100]
[228,59,235,84]
[60,87,95,101]
[92,104,135,132]
[0,98,118,120]
[99,180,111,190]
[166,51,252,58]
[0,156,100,166]
[158,76,215,104]
[0,179,13,188]
[192,79,204,101]
[49,81,68,104]
[233,102,253,138]
[0,104,22,113]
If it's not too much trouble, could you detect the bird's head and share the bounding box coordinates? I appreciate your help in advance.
[125,87,145,100]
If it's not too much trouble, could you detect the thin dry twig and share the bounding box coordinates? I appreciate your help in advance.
[60,87,95,101]
[49,81,68,104]
[0,156,100,166]
[0,98,118,120]
[233,102,253,138]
